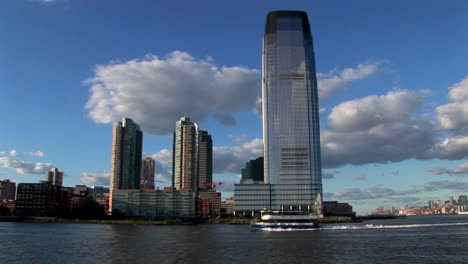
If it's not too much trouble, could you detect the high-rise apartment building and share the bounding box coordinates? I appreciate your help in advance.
[45,167,63,186]
[110,117,143,212]
[235,11,322,215]
[141,157,155,190]
[172,117,199,192]
[172,117,213,192]
[198,130,213,190]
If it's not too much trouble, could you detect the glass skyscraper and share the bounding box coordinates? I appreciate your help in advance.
[263,11,322,209]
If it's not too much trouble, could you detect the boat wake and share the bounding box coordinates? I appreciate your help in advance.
[324,222,468,230]
[256,222,468,232]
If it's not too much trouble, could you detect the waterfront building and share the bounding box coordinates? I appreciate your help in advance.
[459,195,468,206]
[241,157,264,183]
[172,117,212,193]
[112,187,196,219]
[322,201,356,218]
[89,186,110,212]
[235,10,322,214]
[263,10,322,207]
[172,117,199,192]
[141,157,155,190]
[197,130,213,190]
[110,117,143,212]
[0,179,16,202]
[15,182,69,217]
[45,167,63,186]
[221,197,235,217]
[197,190,221,218]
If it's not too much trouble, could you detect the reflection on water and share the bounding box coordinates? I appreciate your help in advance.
[1,215,467,264]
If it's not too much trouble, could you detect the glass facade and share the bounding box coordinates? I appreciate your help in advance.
[262,11,322,208]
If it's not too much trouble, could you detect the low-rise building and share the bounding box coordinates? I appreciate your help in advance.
[112,187,195,219]
[198,190,221,218]
[221,197,235,217]
[15,182,69,217]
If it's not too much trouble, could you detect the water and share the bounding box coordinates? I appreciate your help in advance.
[1,215,467,264]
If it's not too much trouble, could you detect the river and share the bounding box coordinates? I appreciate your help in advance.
[1,215,467,264]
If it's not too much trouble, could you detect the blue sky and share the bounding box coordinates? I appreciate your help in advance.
[1,0,468,214]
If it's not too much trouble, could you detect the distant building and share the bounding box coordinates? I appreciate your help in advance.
[112,187,196,219]
[141,157,155,190]
[459,195,468,206]
[197,130,213,190]
[241,157,264,183]
[0,179,16,202]
[15,182,69,217]
[221,197,235,217]
[449,196,454,206]
[110,117,143,213]
[88,186,110,212]
[45,168,63,186]
[322,201,355,218]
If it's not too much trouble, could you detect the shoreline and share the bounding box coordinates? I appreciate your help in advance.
[1,216,361,225]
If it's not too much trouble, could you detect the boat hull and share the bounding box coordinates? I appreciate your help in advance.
[252,222,320,231]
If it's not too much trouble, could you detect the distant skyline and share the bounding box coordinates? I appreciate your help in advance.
[1,0,468,214]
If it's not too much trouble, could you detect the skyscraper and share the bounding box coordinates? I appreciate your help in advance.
[263,11,322,209]
[197,130,213,190]
[172,117,199,192]
[45,167,63,186]
[110,117,143,211]
[141,157,155,190]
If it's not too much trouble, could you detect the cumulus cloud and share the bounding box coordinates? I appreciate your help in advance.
[428,134,468,160]
[321,90,435,168]
[85,51,261,135]
[436,76,468,131]
[426,162,468,176]
[9,149,21,157]
[317,62,381,99]
[81,171,110,186]
[149,149,172,184]
[213,138,263,174]
[327,90,425,132]
[0,157,55,175]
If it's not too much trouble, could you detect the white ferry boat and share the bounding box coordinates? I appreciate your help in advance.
[252,210,319,231]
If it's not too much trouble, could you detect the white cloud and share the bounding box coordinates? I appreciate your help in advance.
[213,138,263,174]
[0,157,54,175]
[85,51,261,135]
[81,171,110,186]
[149,149,172,184]
[429,135,468,160]
[9,149,21,157]
[317,62,380,99]
[322,90,435,168]
[327,90,425,132]
[25,151,44,157]
[436,76,468,131]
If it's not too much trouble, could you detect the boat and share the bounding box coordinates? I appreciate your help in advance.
[252,210,320,231]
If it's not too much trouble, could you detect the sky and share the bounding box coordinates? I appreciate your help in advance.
[1,0,468,214]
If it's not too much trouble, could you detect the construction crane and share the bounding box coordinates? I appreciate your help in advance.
[202,182,223,190]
